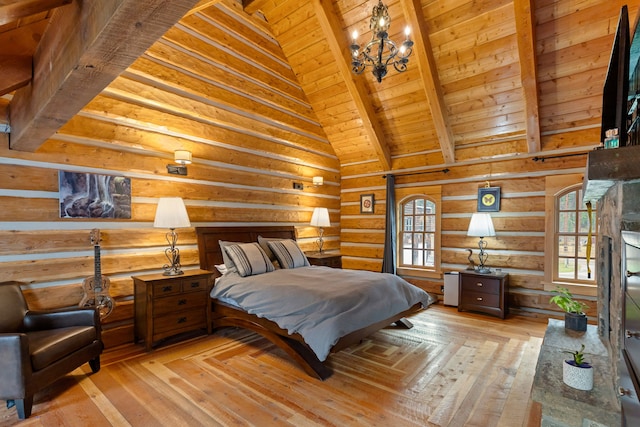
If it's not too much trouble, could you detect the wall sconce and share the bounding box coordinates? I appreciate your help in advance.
[293,176,324,190]
[310,207,331,253]
[154,197,191,276]
[167,150,192,175]
[467,213,496,274]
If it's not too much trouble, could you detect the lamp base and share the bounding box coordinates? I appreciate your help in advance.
[476,266,491,274]
[162,268,184,276]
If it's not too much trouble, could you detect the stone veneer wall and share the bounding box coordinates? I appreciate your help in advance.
[597,181,640,382]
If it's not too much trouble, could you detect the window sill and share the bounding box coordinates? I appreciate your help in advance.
[397,267,441,279]
[542,281,597,297]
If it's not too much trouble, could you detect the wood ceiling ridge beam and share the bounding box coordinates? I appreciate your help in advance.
[514,0,541,153]
[0,54,32,97]
[214,0,278,45]
[9,0,202,152]
[401,0,455,165]
[313,0,392,171]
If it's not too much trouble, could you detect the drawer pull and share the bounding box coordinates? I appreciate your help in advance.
[178,299,187,305]
[177,317,187,324]
[162,286,173,292]
[476,297,483,301]
[626,329,640,339]
[627,270,640,277]
[476,282,483,287]
[190,281,200,288]
[619,387,633,396]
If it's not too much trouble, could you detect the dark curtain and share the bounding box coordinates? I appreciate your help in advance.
[381,174,396,274]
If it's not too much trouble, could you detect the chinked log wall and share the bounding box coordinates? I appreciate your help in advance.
[0,1,341,349]
[339,131,596,323]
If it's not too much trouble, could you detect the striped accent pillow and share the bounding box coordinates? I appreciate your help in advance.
[224,243,275,277]
[267,239,310,269]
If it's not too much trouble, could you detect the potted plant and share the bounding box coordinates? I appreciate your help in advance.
[549,286,589,332]
[562,344,593,391]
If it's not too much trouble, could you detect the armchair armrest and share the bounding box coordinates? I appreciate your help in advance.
[23,307,100,332]
[0,334,30,397]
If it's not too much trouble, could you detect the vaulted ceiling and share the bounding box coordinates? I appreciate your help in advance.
[1,0,637,173]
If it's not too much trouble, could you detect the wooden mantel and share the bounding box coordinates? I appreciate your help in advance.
[583,145,640,203]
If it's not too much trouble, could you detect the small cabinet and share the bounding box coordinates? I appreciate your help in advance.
[458,270,508,319]
[133,269,213,351]
[305,252,342,268]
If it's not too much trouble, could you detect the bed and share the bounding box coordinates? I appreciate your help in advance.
[196,226,433,380]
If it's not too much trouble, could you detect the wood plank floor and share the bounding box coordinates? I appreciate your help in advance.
[0,304,546,426]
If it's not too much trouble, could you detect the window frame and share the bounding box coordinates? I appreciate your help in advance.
[544,175,597,296]
[395,186,442,279]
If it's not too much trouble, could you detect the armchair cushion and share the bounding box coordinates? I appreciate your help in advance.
[0,282,28,333]
[28,326,98,371]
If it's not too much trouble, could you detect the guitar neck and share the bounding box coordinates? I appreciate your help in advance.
[94,245,102,282]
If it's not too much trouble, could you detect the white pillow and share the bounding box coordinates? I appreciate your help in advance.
[224,242,275,277]
[214,264,228,275]
[267,239,310,269]
[219,240,242,270]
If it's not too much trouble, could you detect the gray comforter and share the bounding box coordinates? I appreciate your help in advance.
[211,266,434,361]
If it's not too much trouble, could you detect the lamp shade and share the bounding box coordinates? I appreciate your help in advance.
[174,150,192,164]
[154,197,191,229]
[310,207,331,227]
[467,213,495,237]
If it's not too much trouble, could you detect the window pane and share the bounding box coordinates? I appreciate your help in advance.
[558,257,575,279]
[426,214,435,232]
[577,236,596,257]
[413,233,423,249]
[425,250,434,267]
[413,249,423,266]
[558,212,575,233]
[577,258,593,281]
[415,216,424,232]
[404,217,413,232]
[578,211,593,233]
[404,201,413,215]
[559,192,576,210]
[402,249,412,264]
[425,200,435,214]
[558,236,576,257]
[415,199,424,212]
[403,233,412,248]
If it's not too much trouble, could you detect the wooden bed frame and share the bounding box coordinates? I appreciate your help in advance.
[196,226,423,380]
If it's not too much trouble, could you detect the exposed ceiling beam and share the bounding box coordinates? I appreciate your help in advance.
[0,55,31,97]
[513,0,541,153]
[313,0,392,170]
[0,0,71,26]
[400,0,455,165]
[9,0,201,152]
[184,0,221,17]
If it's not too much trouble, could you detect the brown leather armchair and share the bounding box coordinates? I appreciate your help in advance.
[0,281,104,419]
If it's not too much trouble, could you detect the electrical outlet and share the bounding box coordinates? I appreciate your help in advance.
[293,182,304,190]
[440,285,444,293]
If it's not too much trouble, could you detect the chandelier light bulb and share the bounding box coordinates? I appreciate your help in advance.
[404,26,411,38]
[379,17,385,26]
[352,30,358,41]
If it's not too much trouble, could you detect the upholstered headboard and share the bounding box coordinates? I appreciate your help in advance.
[195,226,297,275]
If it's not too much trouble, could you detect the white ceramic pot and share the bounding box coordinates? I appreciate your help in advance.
[563,360,593,391]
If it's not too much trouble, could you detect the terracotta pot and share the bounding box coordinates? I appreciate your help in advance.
[565,312,587,332]
[563,360,593,391]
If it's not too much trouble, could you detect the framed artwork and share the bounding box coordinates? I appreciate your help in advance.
[59,171,132,219]
[360,193,375,214]
[477,187,501,212]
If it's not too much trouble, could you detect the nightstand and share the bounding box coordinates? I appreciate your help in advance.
[458,270,508,319]
[133,269,213,351]
[305,252,342,268]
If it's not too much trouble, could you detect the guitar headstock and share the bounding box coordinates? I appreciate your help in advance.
[90,228,101,246]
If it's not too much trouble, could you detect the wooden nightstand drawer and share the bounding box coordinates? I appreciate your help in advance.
[461,291,500,308]
[153,310,207,337]
[182,277,208,293]
[153,281,181,296]
[306,252,342,268]
[460,276,500,294]
[153,291,207,316]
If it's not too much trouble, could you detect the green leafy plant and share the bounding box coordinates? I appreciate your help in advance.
[563,343,591,368]
[549,286,589,314]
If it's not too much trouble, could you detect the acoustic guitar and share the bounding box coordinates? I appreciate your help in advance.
[80,228,115,319]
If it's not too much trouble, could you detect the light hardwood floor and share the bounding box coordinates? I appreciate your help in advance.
[0,304,546,426]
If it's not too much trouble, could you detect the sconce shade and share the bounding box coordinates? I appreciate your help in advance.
[467,213,496,237]
[313,176,323,186]
[310,207,331,227]
[174,150,192,164]
[154,197,191,229]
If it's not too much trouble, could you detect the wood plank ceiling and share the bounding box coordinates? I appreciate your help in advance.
[0,0,635,173]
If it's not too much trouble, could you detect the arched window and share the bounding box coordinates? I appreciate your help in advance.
[554,185,597,283]
[399,196,437,269]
